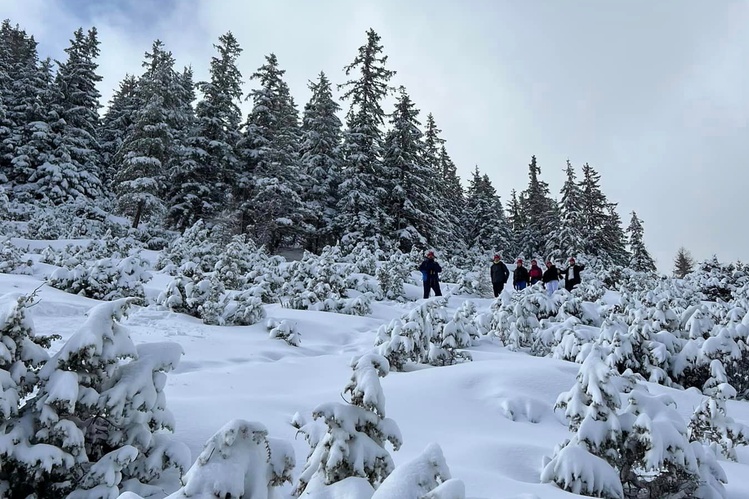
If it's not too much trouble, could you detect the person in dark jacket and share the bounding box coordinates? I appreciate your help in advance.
[490,254,510,297]
[563,256,585,292]
[542,259,561,296]
[513,258,529,290]
[419,250,442,298]
[529,259,543,285]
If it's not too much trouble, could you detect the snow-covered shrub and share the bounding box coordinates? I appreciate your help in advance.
[0,293,54,427]
[266,318,300,346]
[157,268,224,322]
[156,220,221,274]
[450,260,493,297]
[165,419,294,499]
[26,200,121,240]
[688,361,749,461]
[213,234,258,290]
[541,345,727,499]
[490,288,562,351]
[40,231,141,267]
[375,298,469,370]
[220,287,266,326]
[0,237,33,275]
[293,353,402,495]
[376,259,406,301]
[48,254,152,301]
[343,241,384,275]
[0,299,190,498]
[371,443,464,499]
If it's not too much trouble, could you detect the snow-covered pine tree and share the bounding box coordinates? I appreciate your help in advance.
[438,144,466,248]
[372,443,464,499]
[293,353,402,495]
[382,87,433,252]
[462,167,512,255]
[168,32,243,232]
[688,360,749,461]
[336,29,396,251]
[39,26,104,202]
[1,299,190,497]
[112,40,189,228]
[601,203,631,267]
[627,211,656,272]
[0,21,52,196]
[166,419,294,499]
[235,53,308,250]
[546,159,586,262]
[299,71,343,253]
[674,246,696,278]
[517,155,557,258]
[578,163,610,261]
[99,74,141,188]
[505,189,524,257]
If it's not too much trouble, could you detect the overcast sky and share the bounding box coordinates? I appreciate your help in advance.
[3,0,748,271]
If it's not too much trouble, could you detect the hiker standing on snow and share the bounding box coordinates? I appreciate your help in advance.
[563,256,585,292]
[543,259,562,296]
[419,250,443,299]
[490,254,510,297]
[513,258,529,291]
[529,259,543,285]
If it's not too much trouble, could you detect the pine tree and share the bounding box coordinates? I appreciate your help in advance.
[112,40,186,228]
[578,163,609,259]
[299,71,343,252]
[99,74,141,188]
[627,211,656,272]
[463,167,511,255]
[546,160,585,262]
[336,29,396,249]
[382,87,433,252]
[0,22,56,198]
[235,53,307,250]
[168,32,243,231]
[49,27,104,197]
[517,156,556,258]
[673,246,695,278]
[438,145,466,248]
[601,203,631,267]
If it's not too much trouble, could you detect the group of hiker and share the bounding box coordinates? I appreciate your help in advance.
[418,251,585,299]
[489,255,585,297]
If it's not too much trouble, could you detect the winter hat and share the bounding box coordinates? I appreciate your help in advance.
[493,254,500,260]
[531,259,537,265]
[569,257,576,263]
[426,250,435,258]
[516,258,523,264]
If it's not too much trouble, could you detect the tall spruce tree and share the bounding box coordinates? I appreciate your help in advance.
[99,74,141,188]
[382,87,433,252]
[112,40,187,228]
[168,32,243,231]
[601,203,630,266]
[627,210,656,272]
[463,167,511,255]
[673,247,695,278]
[0,22,56,198]
[578,163,609,259]
[517,155,556,258]
[235,53,307,250]
[299,71,343,252]
[47,27,104,200]
[546,160,586,262]
[336,28,396,249]
[438,145,466,248]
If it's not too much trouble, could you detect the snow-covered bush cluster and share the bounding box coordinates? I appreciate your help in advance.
[375,298,475,370]
[283,246,373,316]
[156,220,223,274]
[0,237,33,275]
[48,253,152,301]
[0,296,190,498]
[267,318,301,346]
[541,345,728,499]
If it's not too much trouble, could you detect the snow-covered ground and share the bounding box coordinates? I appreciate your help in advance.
[3,240,749,499]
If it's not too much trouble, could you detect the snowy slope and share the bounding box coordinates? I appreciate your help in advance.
[3,261,749,499]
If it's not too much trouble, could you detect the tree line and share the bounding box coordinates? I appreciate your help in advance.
[0,20,656,271]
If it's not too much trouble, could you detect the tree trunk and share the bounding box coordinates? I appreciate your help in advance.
[132,200,145,229]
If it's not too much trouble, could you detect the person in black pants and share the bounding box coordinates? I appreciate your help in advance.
[490,254,510,297]
[419,250,442,298]
[563,257,585,291]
